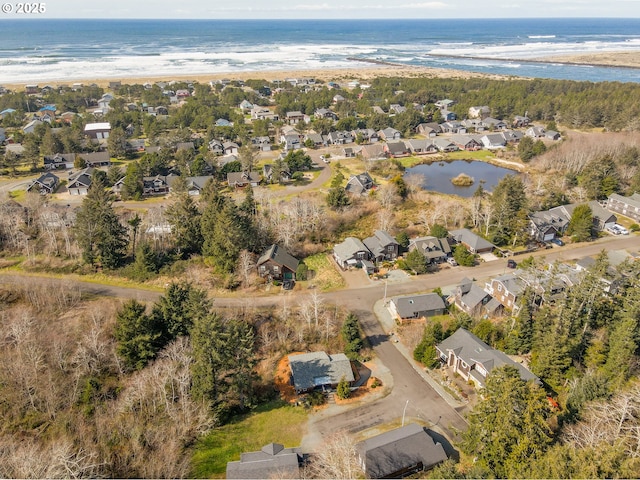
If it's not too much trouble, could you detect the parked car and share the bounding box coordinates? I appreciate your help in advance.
[614,224,629,235]
[550,237,564,246]
[606,225,621,235]
[320,154,330,163]
[282,280,294,290]
[507,259,517,269]
[446,257,458,266]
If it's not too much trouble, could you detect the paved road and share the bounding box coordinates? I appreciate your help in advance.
[1,233,638,447]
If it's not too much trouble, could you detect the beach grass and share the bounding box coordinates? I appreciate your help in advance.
[304,253,345,291]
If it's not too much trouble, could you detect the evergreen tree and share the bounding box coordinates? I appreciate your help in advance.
[429,223,449,238]
[107,126,127,159]
[202,199,247,273]
[191,314,256,418]
[327,186,350,209]
[165,194,203,256]
[462,366,553,478]
[405,248,428,274]
[566,203,593,242]
[336,377,351,400]
[152,281,210,341]
[74,176,128,269]
[453,243,475,267]
[490,175,528,245]
[129,242,157,280]
[114,299,163,370]
[341,313,363,360]
[413,321,445,368]
[120,161,144,201]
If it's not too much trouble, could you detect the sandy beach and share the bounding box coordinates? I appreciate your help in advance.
[536,50,640,69]
[4,51,640,91]
[2,63,511,91]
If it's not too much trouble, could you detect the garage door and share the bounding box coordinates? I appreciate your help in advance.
[543,233,555,242]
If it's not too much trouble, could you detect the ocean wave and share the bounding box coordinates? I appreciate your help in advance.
[528,35,556,39]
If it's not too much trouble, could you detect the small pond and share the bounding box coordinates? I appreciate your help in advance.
[405,160,518,197]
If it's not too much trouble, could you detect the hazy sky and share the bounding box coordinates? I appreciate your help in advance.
[29,0,640,19]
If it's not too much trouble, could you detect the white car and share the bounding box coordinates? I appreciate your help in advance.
[446,257,458,266]
[607,225,621,235]
[614,224,629,235]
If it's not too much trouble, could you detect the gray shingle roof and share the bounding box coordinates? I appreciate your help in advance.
[356,423,447,478]
[288,351,354,392]
[226,443,303,479]
[363,230,398,257]
[257,244,299,272]
[333,237,369,262]
[450,228,495,252]
[391,293,446,319]
[437,328,538,384]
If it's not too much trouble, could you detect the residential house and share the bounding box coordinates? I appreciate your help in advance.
[326,130,354,145]
[23,119,43,135]
[351,128,379,143]
[454,277,503,317]
[461,119,486,132]
[333,237,371,269]
[251,136,271,151]
[484,273,525,310]
[167,175,212,196]
[77,151,111,167]
[44,153,76,170]
[408,236,451,265]
[304,133,326,148]
[468,105,491,119]
[481,117,508,130]
[439,121,466,134]
[435,99,455,110]
[451,134,483,151]
[25,84,39,95]
[528,209,570,242]
[433,138,459,152]
[208,139,224,154]
[222,141,239,155]
[372,106,386,115]
[332,94,345,103]
[288,351,354,394]
[359,144,387,161]
[5,144,24,156]
[512,115,530,128]
[285,111,308,125]
[480,133,507,149]
[67,168,94,195]
[383,141,409,157]
[363,230,400,263]
[257,244,299,281]
[126,139,146,153]
[238,99,254,111]
[405,139,438,155]
[215,118,233,127]
[227,171,261,188]
[389,103,407,114]
[525,126,546,138]
[226,443,305,479]
[356,423,447,479]
[415,123,440,137]
[607,192,640,222]
[142,175,171,195]
[263,164,291,183]
[550,201,617,232]
[378,127,401,141]
[26,172,60,195]
[388,293,446,323]
[501,130,524,144]
[545,130,561,140]
[250,106,279,121]
[436,328,539,388]
[315,108,338,120]
[281,134,302,152]
[342,147,356,158]
[449,228,495,254]
[84,122,111,140]
[345,172,375,195]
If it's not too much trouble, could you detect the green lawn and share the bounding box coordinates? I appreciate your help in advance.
[303,252,345,291]
[191,401,308,478]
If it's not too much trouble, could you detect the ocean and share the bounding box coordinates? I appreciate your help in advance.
[2,18,640,84]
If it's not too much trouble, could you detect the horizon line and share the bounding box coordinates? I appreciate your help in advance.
[1,16,639,20]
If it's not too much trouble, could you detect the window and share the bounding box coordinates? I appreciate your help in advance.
[497,284,502,292]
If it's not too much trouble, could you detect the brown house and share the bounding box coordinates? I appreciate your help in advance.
[257,244,299,281]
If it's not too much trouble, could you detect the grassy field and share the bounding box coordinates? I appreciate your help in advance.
[303,252,346,291]
[190,401,309,478]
